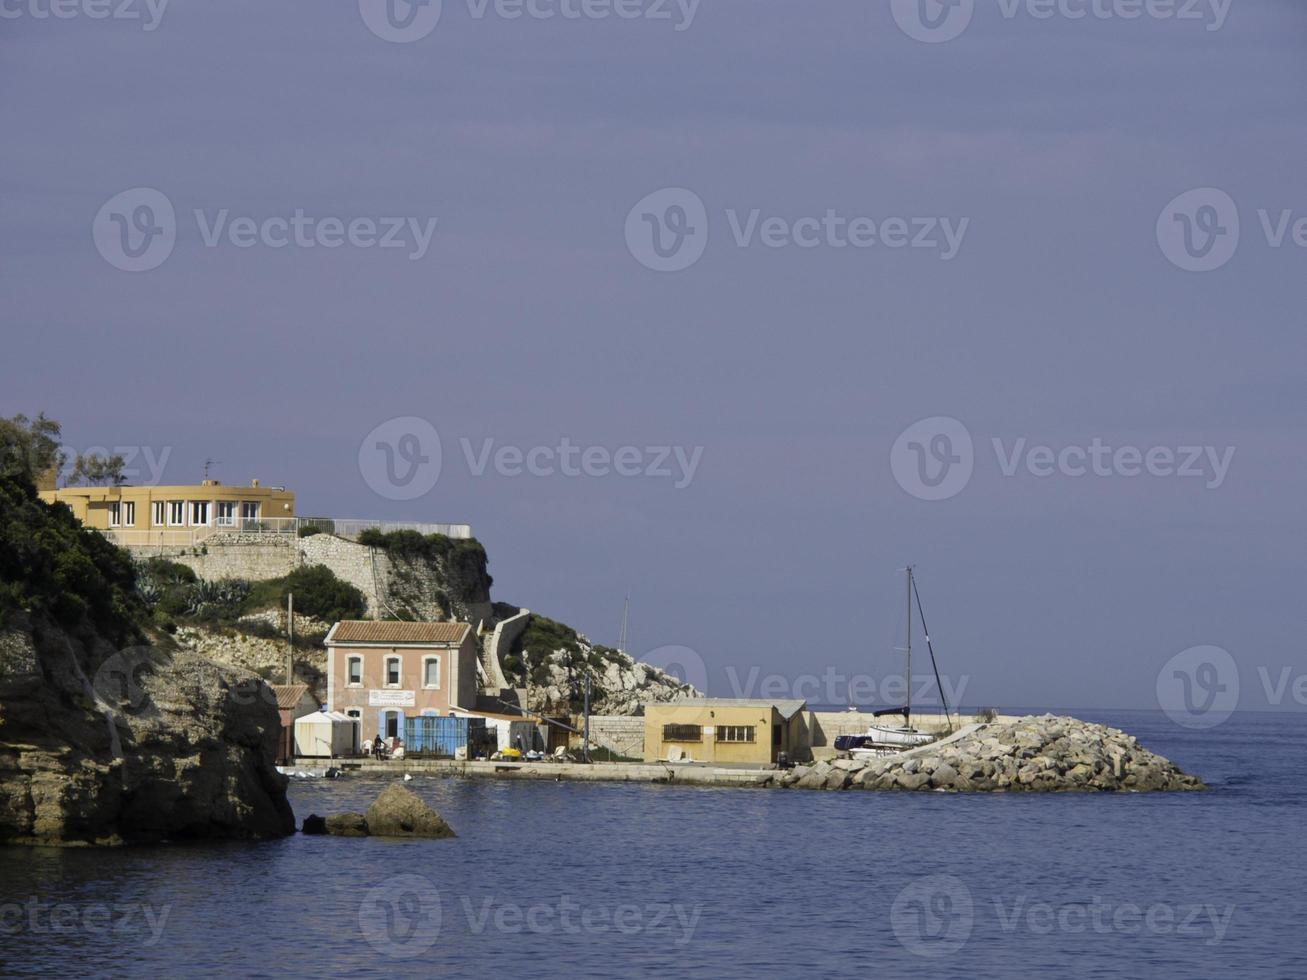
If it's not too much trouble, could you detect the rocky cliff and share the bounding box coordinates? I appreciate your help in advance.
[502,614,697,715]
[0,464,294,846]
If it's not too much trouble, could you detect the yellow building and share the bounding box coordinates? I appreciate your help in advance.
[643,698,809,766]
[38,479,295,546]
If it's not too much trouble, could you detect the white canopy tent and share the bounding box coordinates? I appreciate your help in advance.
[293,710,360,758]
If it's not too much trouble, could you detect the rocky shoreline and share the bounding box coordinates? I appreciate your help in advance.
[781,714,1206,793]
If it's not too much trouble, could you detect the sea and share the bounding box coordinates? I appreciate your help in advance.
[1,709,1303,978]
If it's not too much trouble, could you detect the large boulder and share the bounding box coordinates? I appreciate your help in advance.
[325,812,369,837]
[365,784,456,838]
[1,624,295,845]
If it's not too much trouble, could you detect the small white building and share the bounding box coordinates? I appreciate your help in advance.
[293,709,360,758]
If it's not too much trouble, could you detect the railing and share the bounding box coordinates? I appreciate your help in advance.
[298,518,472,540]
[105,517,472,550]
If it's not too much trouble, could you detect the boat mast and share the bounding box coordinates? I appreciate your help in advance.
[618,591,630,655]
[905,565,913,728]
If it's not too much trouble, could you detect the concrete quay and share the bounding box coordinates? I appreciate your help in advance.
[303,757,780,788]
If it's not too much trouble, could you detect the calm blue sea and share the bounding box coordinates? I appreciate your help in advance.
[1,709,1303,978]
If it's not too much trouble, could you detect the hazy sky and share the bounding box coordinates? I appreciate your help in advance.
[4,0,1305,713]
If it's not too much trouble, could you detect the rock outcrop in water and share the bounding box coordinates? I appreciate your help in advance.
[780,715,1206,792]
[301,784,455,838]
[0,439,295,846]
[0,616,296,845]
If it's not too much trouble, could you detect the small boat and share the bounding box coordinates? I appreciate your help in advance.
[837,566,955,758]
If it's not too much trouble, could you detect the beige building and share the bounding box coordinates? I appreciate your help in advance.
[644,698,809,766]
[37,478,296,546]
[325,620,478,742]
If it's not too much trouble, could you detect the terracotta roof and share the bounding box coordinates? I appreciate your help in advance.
[327,621,471,645]
[270,683,309,711]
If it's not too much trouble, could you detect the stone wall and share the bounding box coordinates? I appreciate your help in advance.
[581,715,645,759]
[483,607,529,691]
[297,533,392,618]
[134,538,296,582]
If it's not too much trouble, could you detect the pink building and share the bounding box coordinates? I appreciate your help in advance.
[324,621,479,742]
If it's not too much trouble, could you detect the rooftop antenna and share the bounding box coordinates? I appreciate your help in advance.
[203,458,222,480]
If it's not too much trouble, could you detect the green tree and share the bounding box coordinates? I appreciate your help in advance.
[68,452,127,486]
[0,413,65,487]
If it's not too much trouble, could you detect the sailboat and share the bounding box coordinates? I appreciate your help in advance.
[836,566,954,758]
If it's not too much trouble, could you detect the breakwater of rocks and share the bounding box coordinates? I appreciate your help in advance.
[782,714,1206,792]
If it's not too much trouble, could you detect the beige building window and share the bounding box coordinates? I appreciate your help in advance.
[241,501,260,523]
[662,724,701,743]
[716,725,756,743]
[385,657,401,687]
[108,502,121,527]
[167,501,185,526]
[216,501,237,526]
[190,501,210,526]
[152,501,165,527]
[122,501,135,527]
[347,657,363,686]
[422,656,441,689]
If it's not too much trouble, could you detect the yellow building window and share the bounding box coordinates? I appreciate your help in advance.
[662,724,701,743]
[716,725,756,743]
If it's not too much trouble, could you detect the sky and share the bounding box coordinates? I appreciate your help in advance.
[3,0,1305,715]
